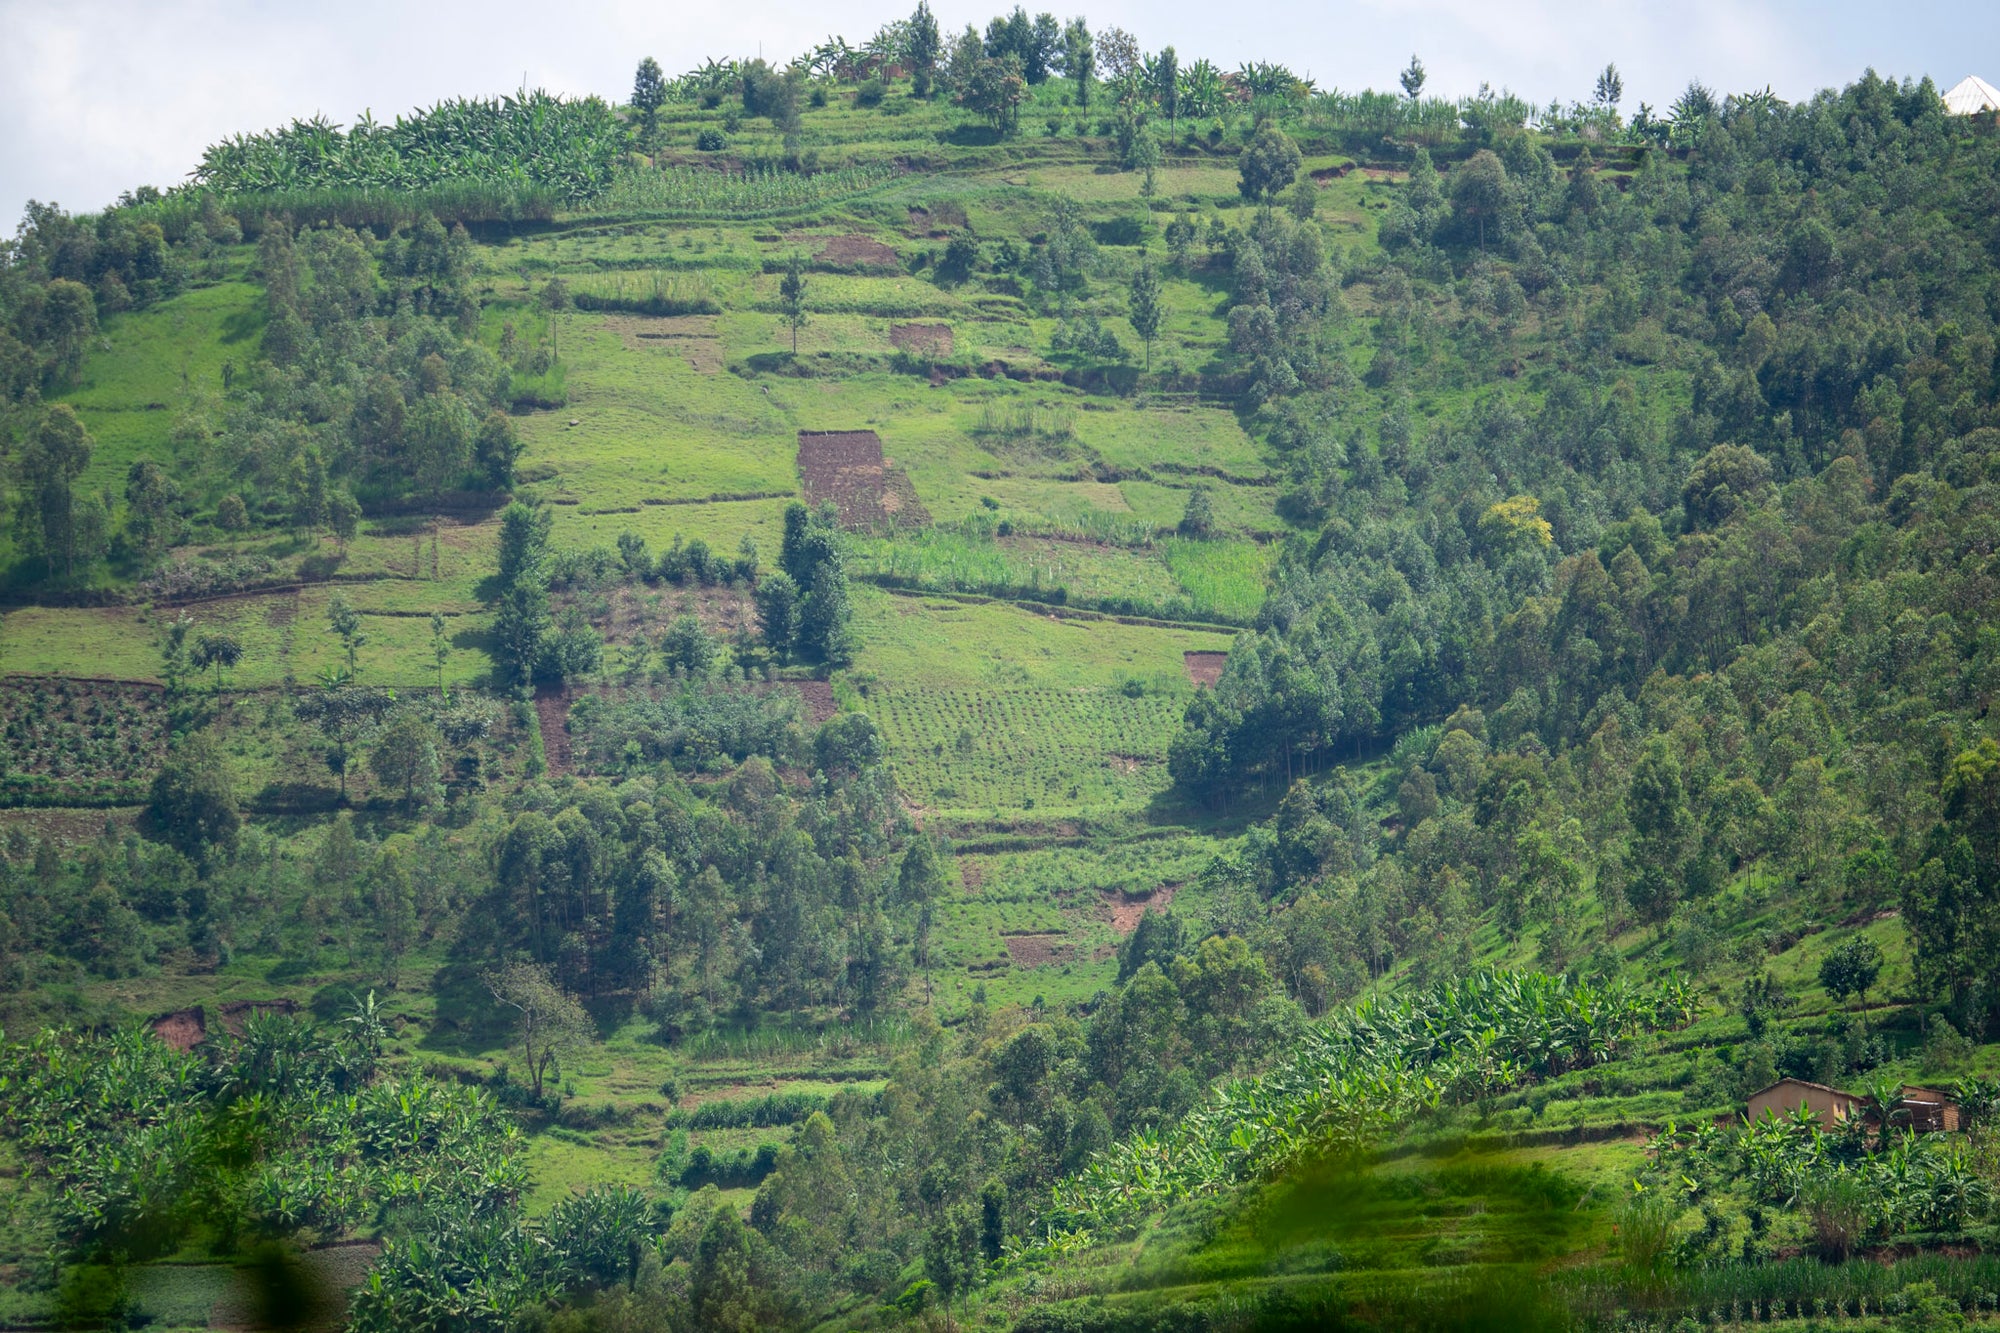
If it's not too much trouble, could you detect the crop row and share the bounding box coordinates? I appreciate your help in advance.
[871,687,1184,810]
[591,162,898,218]
[0,684,168,780]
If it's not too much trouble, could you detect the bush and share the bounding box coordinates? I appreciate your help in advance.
[666,1088,830,1130]
[857,78,886,107]
[1803,1173,1870,1260]
[696,128,727,152]
[1922,1014,1976,1075]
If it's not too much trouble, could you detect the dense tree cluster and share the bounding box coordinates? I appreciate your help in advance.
[1169,74,2000,1040]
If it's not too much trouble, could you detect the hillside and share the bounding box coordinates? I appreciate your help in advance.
[2,16,2000,1331]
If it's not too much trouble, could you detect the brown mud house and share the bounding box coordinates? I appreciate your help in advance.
[1745,1076,1961,1132]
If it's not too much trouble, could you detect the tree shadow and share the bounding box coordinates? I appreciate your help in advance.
[942,124,1003,147]
[219,306,267,345]
[420,962,515,1058]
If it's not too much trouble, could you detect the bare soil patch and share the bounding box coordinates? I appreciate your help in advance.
[797,430,931,529]
[1103,882,1179,934]
[890,323,954,357]
[1184,650,1228,687]
[535,684,574,775]
[1002,932,1075,968]
[959,860,985,891]
[815,235,901,269]
[153,1007,208,1051]
[791,679,837,725]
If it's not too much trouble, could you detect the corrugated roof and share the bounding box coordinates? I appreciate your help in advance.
[1748,1077,1859,1100]
[1944,75,2000,115]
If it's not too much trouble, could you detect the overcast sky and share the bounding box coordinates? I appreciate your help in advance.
[3,0,1996,226]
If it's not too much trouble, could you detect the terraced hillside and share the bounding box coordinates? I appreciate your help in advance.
[3,29,2000,1333]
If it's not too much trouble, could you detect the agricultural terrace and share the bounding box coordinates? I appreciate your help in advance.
[7,30,1998,1333]
[0,70,1312,1270]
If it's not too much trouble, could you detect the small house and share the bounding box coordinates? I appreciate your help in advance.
[1745,1078,1962,1133]
[1898,1085,1963,1134]
[1746,1077,1862,1126]
[1944,75,2000,116]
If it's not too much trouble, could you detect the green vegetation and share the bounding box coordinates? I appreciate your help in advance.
[3,8,2000,1330]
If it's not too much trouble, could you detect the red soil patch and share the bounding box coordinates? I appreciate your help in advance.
[1184,651,1228,687]
[1002,932,1075,968]
[890,323,954,357]
[157,999,300,1049]
[791,679,837,725]
[960,861,985,891]
[152,1007,208,1051]
[815,234,900,268]
[1103,883,1179,934]
[534,684,574,775]
[797,430,931,529]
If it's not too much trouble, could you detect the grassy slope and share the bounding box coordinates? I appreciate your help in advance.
[4,85,1981,1332]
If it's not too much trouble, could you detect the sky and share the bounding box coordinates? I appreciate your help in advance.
[2,0,1996,226]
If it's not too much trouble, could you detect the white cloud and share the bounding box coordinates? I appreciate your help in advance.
[2,0,1994,226]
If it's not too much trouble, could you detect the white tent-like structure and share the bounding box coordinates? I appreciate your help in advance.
[1943,75,2000,116]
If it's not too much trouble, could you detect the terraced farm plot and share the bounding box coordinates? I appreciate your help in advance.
[797,429,929,528]
[873,685,1184,815]
[850,583,1232,692]
[0,679,168,787]
[851,528,1190,612]
[0,605,167,680]
[889,322,953,356]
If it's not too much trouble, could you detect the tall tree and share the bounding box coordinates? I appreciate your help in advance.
[497,501,552,588]
[328,594,367,677]
[778,252,809,354]
[1450,148,1508,250]
[14,403,94,582]
[191,632,242,690]
[1152,46,1179,123]
[959,55,1028,134]
[484,961,592,1099]
[122,459,182,562]
[631,57,668,147]
[147,732,240,870]
[907,1,943,98]
[430,612,451,696]
[370,711,444,810]
[1061,18,1094,108]
[1594,62,1623,110]
[1400,53,1426,100]
[1128,260,1162,370]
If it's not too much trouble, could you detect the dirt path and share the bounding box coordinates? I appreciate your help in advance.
[534,685,573,774]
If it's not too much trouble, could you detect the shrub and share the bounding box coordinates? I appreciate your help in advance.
[696,128,727,152]
[1803,1173,1870,1260]
[857,78,886,107]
